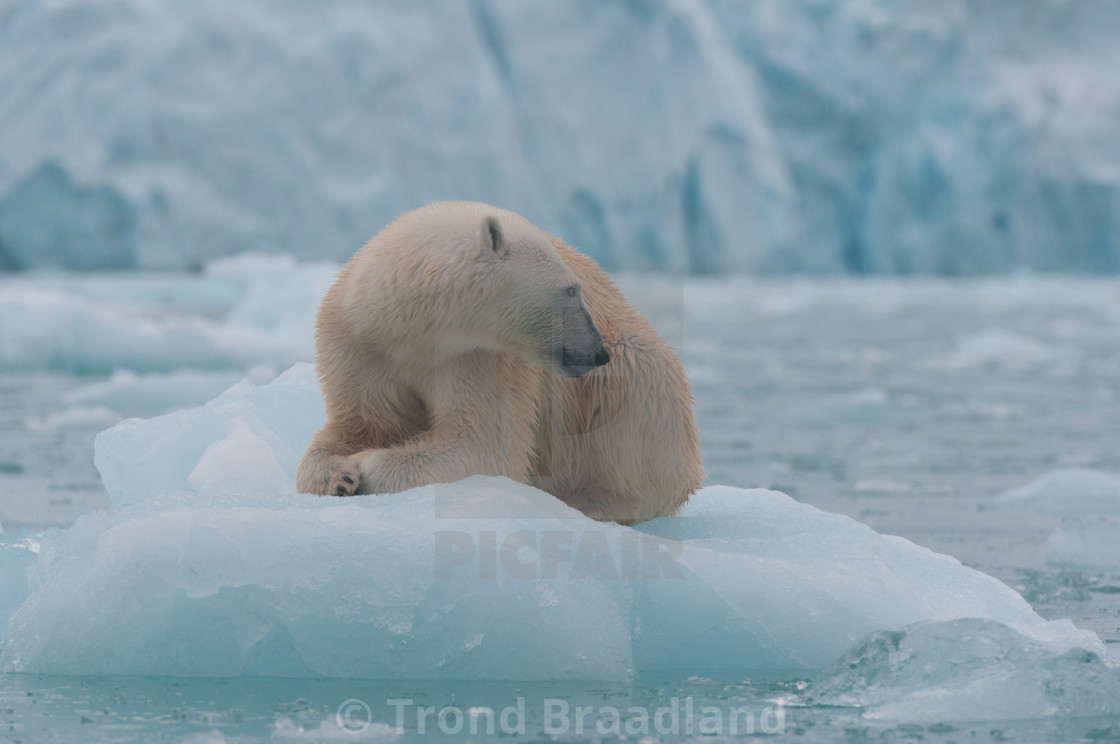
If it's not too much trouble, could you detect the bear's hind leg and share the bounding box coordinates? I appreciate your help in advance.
[552,484,646,525]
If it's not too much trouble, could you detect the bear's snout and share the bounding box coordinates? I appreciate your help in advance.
[554,341,611,378]
[550,299,610,377]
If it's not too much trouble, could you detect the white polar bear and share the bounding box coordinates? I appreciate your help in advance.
[296,202,703,524]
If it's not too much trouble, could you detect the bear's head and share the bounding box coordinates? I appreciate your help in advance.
[478,213,610,378]
[362,202,610,378]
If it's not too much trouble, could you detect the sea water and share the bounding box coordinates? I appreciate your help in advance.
[2,265,1120,742]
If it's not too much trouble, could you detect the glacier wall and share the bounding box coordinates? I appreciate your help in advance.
[1,0,1118,273]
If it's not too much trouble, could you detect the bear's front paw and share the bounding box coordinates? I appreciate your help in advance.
[348,449,395,495]
[326,457,362,497]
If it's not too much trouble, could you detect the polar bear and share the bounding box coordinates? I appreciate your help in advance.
[296,201,703,524]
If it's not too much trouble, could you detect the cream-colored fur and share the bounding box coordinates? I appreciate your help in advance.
[296,201,703,524]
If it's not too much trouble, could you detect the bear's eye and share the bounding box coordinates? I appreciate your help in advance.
[565,286,578,298]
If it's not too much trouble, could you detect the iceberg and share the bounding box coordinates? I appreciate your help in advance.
[0,364,1102,680]
[811,618,1120,721]
[3,478,1101,680]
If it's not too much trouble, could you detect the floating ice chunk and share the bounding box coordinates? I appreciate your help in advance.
[180,732,235,744]
[1,481,634,679]
[6,363,1099,679]
[0,254,334,373]
[810,618,1120,721]
[0,285,308,374]
[633,487,1102,672]
[993,469,1120,568]
[1046,517,1120,568]
[67,368,276,417]
[93,363,323,506]
[204,253,338,345]
[0,528,39,645]
[25,405,121,433]
[0,481,1098,678]
[993,468,1120,514]
[941,330,1057,370]
[272,716,399,743]
[0,286,232,373]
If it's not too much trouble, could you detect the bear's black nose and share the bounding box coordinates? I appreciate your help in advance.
[555,344,610,377]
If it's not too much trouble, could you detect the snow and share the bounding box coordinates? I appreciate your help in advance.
[2,1,1119,274]
[811,618,1120,721]
[0,365,1103,681]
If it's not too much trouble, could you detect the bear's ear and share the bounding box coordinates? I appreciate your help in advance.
[480,216,508,259]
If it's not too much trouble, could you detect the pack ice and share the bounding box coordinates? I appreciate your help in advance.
[0,365,1107,688]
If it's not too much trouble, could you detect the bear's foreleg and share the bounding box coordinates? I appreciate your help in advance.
[348,430,510,494]
[348,352,541,494]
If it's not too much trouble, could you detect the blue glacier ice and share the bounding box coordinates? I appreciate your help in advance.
[1,1,1118,274]
[0,364,1105,685]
